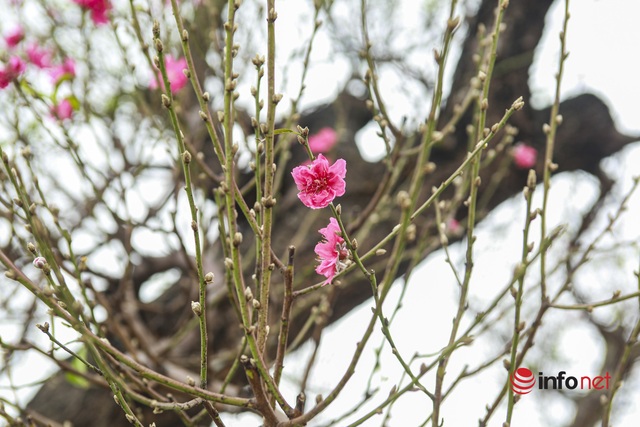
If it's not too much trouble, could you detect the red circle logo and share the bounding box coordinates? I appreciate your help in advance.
[510,367,535,395]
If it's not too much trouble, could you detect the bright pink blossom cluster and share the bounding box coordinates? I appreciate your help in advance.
[1,26,77,119]
[149,55,188,94]
[24,43,77,83]
[72,0,111,25]
[291,135,349,284]
[314,218,347,285]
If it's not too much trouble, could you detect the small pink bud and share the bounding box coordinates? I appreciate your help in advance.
[33,257,47,269]
[512,143,537,169]
[447,219,461,234]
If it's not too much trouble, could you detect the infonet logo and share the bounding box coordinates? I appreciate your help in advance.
[510,367,611,395]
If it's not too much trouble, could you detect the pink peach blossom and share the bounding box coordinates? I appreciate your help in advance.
[149,55,188,94]
[51,99,74,120]
[512,143,537,169]
[4,26,25,48]
[0,56,26,89]
[308,127,338,153]
[49,58,76,83]
[26,44,53,69]
[291,154,346,209]
[73,0,111,25]
[314,217,347,285]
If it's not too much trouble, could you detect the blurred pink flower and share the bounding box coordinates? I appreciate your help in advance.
[447,218,461,234]
[512,143,537,169]
[73,0,111,25]
[308,127,338,153]
[291,154,346,209]
[26,44,53,68]
[49,58,76,83]
[314,217,347,285]
[149,55,188,93]
[51,98,74,120]
[4,26,25,48]
[0,56,26,89]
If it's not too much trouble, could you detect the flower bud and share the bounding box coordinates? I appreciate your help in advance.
[512,97,525,110]
[33,257,47,269]
[527,169,537,189]
[161,94,171,108]
[191,301,202,316]
[154,39,163,53]
[182,151,191,164]
[233,232,243,246]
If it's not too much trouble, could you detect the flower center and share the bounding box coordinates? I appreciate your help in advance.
[335,241,350,275]
[309,176,328,192]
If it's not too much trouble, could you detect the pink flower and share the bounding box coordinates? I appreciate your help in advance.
[512,143,537,169]
[51,98,74,120]
[49,58,76,83]
[308,127,338,153]
[4,26,25,48]
[149,55,188,93]
[26,44,53,69]
[0,56,26,89]
[314,217,347,285]
[291,154,346,209]
[73,0,111,25]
